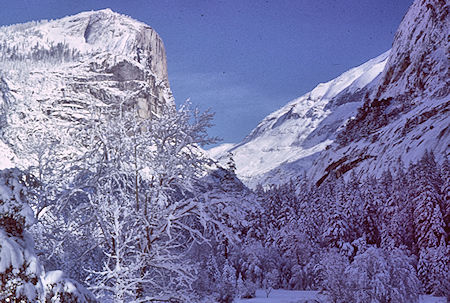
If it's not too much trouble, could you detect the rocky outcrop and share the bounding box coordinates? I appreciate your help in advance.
[0,9,172,122]
[376,0,449,100]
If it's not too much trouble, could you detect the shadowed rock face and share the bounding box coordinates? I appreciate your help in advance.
[107,61,145,82]
[376,0,449,100]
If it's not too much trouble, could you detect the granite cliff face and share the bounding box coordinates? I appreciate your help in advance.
[375,0,449,100]
[310,0,449,184]
[0,9,173,168]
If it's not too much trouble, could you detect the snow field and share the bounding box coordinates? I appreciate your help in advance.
[236,290,447,303]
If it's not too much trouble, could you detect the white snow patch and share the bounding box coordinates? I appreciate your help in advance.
[236,289,322,303]
[235,289,447,303]
[419,295,447,303]
[0,141,15,169]
[207,143,236,160]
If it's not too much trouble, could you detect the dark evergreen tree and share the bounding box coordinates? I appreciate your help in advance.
[410,152,446,294]
[361,176,382,246]
[381,165,414,250]
[323,177,352,253]
[440,158,450,244]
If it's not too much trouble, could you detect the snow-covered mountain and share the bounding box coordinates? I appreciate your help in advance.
[210,0,449,188]
[310,0,449,185]
[0,9,173,168]
[209,51,389,188]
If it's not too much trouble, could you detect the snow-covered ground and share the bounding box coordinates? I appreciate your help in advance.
[419,295,448,303]
[236,290,447,303]
[236,289,322,303]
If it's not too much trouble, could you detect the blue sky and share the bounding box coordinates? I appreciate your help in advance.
[0,0,413,146]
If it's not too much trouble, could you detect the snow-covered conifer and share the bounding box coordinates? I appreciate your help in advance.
[44,270,97,303]
[0,168,44,302]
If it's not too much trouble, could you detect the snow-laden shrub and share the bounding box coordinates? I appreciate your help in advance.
[216,260,237,303]
[0,229,44,302]
[0,168,35,237]
[237,276,256,299]
[43,270,97,303]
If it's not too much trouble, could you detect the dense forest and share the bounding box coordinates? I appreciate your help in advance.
[1,99,448,302]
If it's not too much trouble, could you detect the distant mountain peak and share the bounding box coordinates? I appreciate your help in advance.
[310,0,449,185]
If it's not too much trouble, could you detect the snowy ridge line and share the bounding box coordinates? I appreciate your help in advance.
[239,50,390,145]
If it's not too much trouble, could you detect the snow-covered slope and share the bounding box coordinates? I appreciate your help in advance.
[0,9,173,168]
[310,0,449,185]
[210,51,389,188]
[211,0,448,188]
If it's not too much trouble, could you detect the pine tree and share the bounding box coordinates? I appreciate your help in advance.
[440,158,449,244]
[216,259,237,303]
[381,166,413,250]
[414,184,444,250]
[428,238,450,298]
[412,152,446,294]
[361,176,382,246]
[323,194,351,251]
[226,152,236,175]
[345,171,364,242]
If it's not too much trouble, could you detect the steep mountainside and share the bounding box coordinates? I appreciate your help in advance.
[209,51,389,188]
[211,0,449,188]
[0,9,173,168]
[310,0,449,185]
